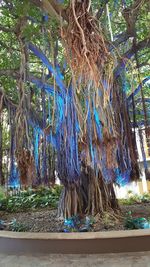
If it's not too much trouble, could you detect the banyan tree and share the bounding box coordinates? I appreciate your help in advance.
[0,0,149,217]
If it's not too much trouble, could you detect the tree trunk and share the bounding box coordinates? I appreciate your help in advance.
[0,115,4,186]
[58,165,119,219]
[58,181,83,218]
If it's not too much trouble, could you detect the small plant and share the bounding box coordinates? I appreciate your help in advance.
[119,193,150,206]
[9,219,29,232]
[140,193,150,203]
[124,211,150,230]
[63,215,94,232]
[127,190,133,195]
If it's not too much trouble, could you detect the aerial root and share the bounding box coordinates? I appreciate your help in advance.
[61,0,113,87]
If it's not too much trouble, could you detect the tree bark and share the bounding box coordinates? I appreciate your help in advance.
[0,115,4,186]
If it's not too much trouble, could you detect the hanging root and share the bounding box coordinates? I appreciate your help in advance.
[61,0,113,86]
[83,166,119,216]
[58,165,120,219]
[15,148,36,188]
[58,182,83,218]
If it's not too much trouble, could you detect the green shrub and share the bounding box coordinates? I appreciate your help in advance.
[0,185,63,212]
[119,193,150,206]
[140,193,150,203]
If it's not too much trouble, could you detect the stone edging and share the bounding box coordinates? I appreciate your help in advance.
[0,229,150,254]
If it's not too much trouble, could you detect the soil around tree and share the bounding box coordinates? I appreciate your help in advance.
[0,203,150,232]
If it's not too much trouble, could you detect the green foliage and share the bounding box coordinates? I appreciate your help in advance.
[124,211,150,229]
[0,185,62,212]
[119,193,150,205]
[140,193,150,203]
[0,187,6,201]
[0,0,149,118]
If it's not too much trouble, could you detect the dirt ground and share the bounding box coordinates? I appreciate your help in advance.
[0,203,150,232]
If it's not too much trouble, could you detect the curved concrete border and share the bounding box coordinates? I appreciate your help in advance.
[0,230,150,254]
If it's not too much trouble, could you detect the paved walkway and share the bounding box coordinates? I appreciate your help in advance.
[0,252,150,267]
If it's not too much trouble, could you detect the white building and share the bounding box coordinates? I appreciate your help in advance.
[115,127,150,198]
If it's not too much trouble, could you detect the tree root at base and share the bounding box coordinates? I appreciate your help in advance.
[58,170,120,219]
[58,183,83,218]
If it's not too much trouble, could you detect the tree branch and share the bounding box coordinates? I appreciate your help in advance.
[112,0,148,50]
[115,37,150,77]
[0,87,44,130]
[96,0,109,19]
[137,62,150,68]
[0,25,14,33]
[30,0,67,23]
[124,37,150,59]
[0,69,20,79]
[109,31,130,51]
[127,76,150,104]
[122,0,148,36]
[0,88,17,110]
